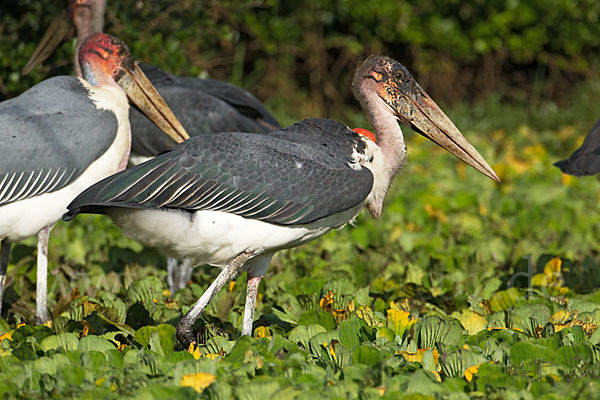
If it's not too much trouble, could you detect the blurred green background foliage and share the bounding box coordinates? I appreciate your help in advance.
[4,2,600,397]
[2,0,600,120]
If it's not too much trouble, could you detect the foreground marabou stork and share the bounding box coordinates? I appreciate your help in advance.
[1,32,189,323]
[24,0,281,292]
[555,118,600,176]
[65,56,499,344]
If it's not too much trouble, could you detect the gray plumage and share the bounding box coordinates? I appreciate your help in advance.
[65,118,373,225]
[129,63,280,157]
[555,118,600,176]
[0,76,117,206]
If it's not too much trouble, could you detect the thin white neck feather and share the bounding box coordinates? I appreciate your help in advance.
[360,84,406,193]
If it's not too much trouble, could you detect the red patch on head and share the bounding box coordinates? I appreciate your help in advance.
[79,33,132,81]
[353,128,376,143]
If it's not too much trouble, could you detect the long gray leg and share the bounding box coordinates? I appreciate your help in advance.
[241,253,273,336]
[35,224,54,324]
[0,241,11,315]
[167,257,178,294]
[167,257,194,294]
[176,251,252,345]
[242,275,262,336]
[178,258,194,291]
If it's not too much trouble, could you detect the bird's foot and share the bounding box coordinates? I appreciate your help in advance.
[176,315,196,346]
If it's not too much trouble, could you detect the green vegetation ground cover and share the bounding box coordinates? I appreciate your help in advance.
[3,1,600,398]
[2,82,600,398]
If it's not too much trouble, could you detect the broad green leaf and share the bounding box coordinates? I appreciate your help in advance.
[81,350,108,371]
[590,326,600,345]
[351,344,379,366]
[339,318,367,349]
[559,325,585,344]
[404,369,443,395]
[554,343,594,368]
[481,278,502,299]
[135,325,156,348]
[127,276,163,304]
[510,342,554,366]
[33,354,70,375]
[78,335,115,353]
[354,287,373,306]
[453,310,488,335]
[377,327,395,342]
[288,324,326,349]
[439,349,488,378]
[224,335,255,363]
[475,362,528,391]
[297,310,336,331]
[237,380,281,400]
[489,288,521,312]
[569,299,600,314]
[40,333,79,352]
[0,318,11,336]
[417,316,463,348]
[507,304,551,335]
[60,365,86,388]
[149,324,176,357]
[203,335,235,356]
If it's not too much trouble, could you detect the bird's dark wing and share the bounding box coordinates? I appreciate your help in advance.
[555,118,600,176]
[187,78,280,129]
[138,63,280,129]
[136,63,178,86]
[265,118,368,165]
[130,64,280,157]
[0,76,117,206]
[129,85,275,156]
[65,119,374,226]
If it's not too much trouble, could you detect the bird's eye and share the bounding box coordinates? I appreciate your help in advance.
[394,70,404,81]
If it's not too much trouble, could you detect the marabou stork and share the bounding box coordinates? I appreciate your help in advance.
[64,56,500,344]
[1,32,189,323]
[24,0,281,292]
[555,118,600,176]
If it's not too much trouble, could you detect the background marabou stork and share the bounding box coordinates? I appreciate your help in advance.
[64,56,500,344]
[24,0,281,292]
[555,118,600,176]
[0,32,188,323]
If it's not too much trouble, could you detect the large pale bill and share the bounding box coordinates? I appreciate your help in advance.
[22,9,74,75]
[399,82,500,183]
[118,62,190,144]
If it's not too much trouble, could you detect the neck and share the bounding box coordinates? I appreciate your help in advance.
[361,93,406,192]
[356,84,407,219]
[81,61,115,88]
[74,0,106,77]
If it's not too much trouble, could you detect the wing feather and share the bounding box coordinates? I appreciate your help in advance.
[66,119,375,226]
[0,76,118,206]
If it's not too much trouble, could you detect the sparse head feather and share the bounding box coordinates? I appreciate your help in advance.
[78,32,134,86]
[352,56,411,97]
[352,128,376,143]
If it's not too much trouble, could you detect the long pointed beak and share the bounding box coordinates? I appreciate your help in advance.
[117,62,190,144]
[22,8,74,75]
[397,81,500,183]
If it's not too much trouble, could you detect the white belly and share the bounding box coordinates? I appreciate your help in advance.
[107,204,364,267]
[128,154,153,166]
[0,134,129,242]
